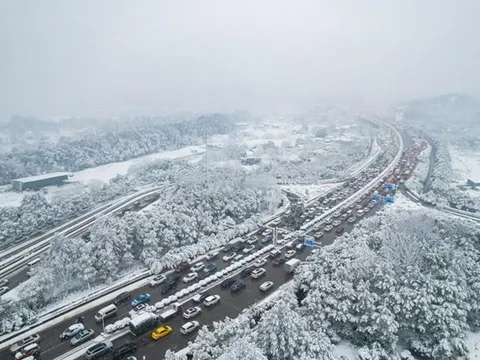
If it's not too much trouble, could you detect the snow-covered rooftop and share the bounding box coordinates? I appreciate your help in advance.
[12,172,71,183]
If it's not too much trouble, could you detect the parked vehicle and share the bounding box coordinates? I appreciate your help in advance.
[223,252,236,261]
[113,291,131,305]
[183,272,198,283]
[335,227,345,236]
[251,268,266,279]
[175,261,190,273]
[230,281,246,293]
[94,304,117,322]
[221,278,236,288]
[183,306,201,319]
[149,275,166,287]
[285,250,296,259]
[70,329,94,346]
[285,258,301,273]
[0,286,9,295]
[129,312,159,336]
[84,341,113,360]
[253,257,267,267]
[131,294,151,307]
[240,267,254,278]
[10,334,41,354]
[14,343,40,360]
[191,262,204,272]
[159,303,182,322]
[60,323,84,340]
[203,263,217,275]
[259,281,274,292]
[205,250,219,260]
[203,295,221,307]
[192,292,210,303]
[272,257,286,266]
[180,321,200,335]
[112,343,137,360]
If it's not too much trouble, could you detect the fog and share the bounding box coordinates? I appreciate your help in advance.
[1,0,480,118]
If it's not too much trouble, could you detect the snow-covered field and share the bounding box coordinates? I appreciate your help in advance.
[450,146,480,200]
[466,331,480,360]
[0,145,205,207]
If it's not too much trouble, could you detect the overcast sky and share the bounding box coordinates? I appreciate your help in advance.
[1,0,479,118]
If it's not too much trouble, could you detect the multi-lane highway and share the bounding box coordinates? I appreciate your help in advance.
[0,188,162,291]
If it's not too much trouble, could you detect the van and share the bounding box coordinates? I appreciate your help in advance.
[94,304,117,322]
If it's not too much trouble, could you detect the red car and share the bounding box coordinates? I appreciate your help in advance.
[175,261,190,273]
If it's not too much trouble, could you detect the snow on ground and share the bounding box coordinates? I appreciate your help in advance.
[333,341,358,359]
[280,183,338,202]
[71,145,205,184]
[405,141,432,194]
[450,146,480,200]
[466,331,480,359]
[0,145,205,207]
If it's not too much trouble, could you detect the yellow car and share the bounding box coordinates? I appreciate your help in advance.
[151,325,172,340]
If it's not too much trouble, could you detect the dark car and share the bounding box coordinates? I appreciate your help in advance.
[272,257,286,266]
[233,243,245,252]
[240,267,254,278]
[175,261,190,273]
[166,274,181,284]
[112,343,137,360]
[230,281,246,293]
[268,250,282,259]
[203,263,217,275]
[113,292,131,305]
[335,227,345,236]
[161,281,177,294]
[221,278,236,289]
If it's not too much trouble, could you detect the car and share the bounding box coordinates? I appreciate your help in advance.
[251,267,266,279]
[368,202,375,209]
[70,329,94,346]
[60,323,85,339]
[175,261,190,273]
[183,272,198,283]
[324,225,333,232]
[286,241,296,249]
[0,278,8,287]
[191,262,204,272]
[261,236,272,244]
[347,216,356,223]
[295,243,305,252]
[112,343,137,360]
[324,218,333,225]
[332,220,341,227]
[285,250,296,259]
[180,321,200,335]
[0,286,9,295]
[333,211,341,218]
[114,291,131,305]
[240,267,254,278]
[311,248,319,255]
[268,250,282,259]
[183,306,201,319]
[14,343,41,360]
[161,281,178,294]
[315,231,324,238]
[272,257,286,266]
[205,250,219,260]
[223,252,236,261]
[246,237,258,245]
[221,278,236,289]
[243,244,255,253]
[203,294,221,307]
[85,341,113,360]
[131,294,151,307]
[253,257,267,267]
[335,227,345,235]
[357,210,365,217]
[134,303,148,312]
[10,334,41,354]
[149,274,166,287]
[259,281,274,292]
[203,263,217,275]
[233,254,243,262]
[341,213,348,221]
[230,280,246,293]
[192,292,210,303]
[151,326,173,340]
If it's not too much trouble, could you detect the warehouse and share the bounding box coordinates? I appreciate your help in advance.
[11,172,70,191]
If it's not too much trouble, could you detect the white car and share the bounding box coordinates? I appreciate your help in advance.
[205,250,219,260]
[324,225,333,232]
[333,211,341,218]
[183,306,201,319]
[203,295,221,307]
[149,274,166,287]
[180,321,200,335]
[324,218,333,225]
[259,281,274,292]
[332,220,341,227]
[183,272,198,283]
[191,262,204,272]
[285,250,296,259]
[253,257,267,268]
[243,244,255,254]
[60,323,85,339]
[251,267,266,279]
[0,286,9,295]
[311,248,319,255]
[347,217,356,223]
[315,232,324,238]
[246,237,258,245]
[223,252,236,262]
[233,254,243,262]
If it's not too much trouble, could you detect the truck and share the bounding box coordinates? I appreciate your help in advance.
[285,258,301,273]
[129,312,159,336]
[159,303,182,322]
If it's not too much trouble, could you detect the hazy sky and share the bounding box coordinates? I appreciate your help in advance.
[1,0,479,118]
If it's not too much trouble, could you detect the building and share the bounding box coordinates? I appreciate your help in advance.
[467,179,480,188]
[11,172,70,191]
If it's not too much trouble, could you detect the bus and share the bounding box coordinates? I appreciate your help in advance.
[129,312,158,336]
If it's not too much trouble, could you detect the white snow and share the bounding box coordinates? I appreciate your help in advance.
[333,341,358,360]
[405,141,432,194]
[280,183,338,202]
[450,147,480,185]
[466,331,480,359]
